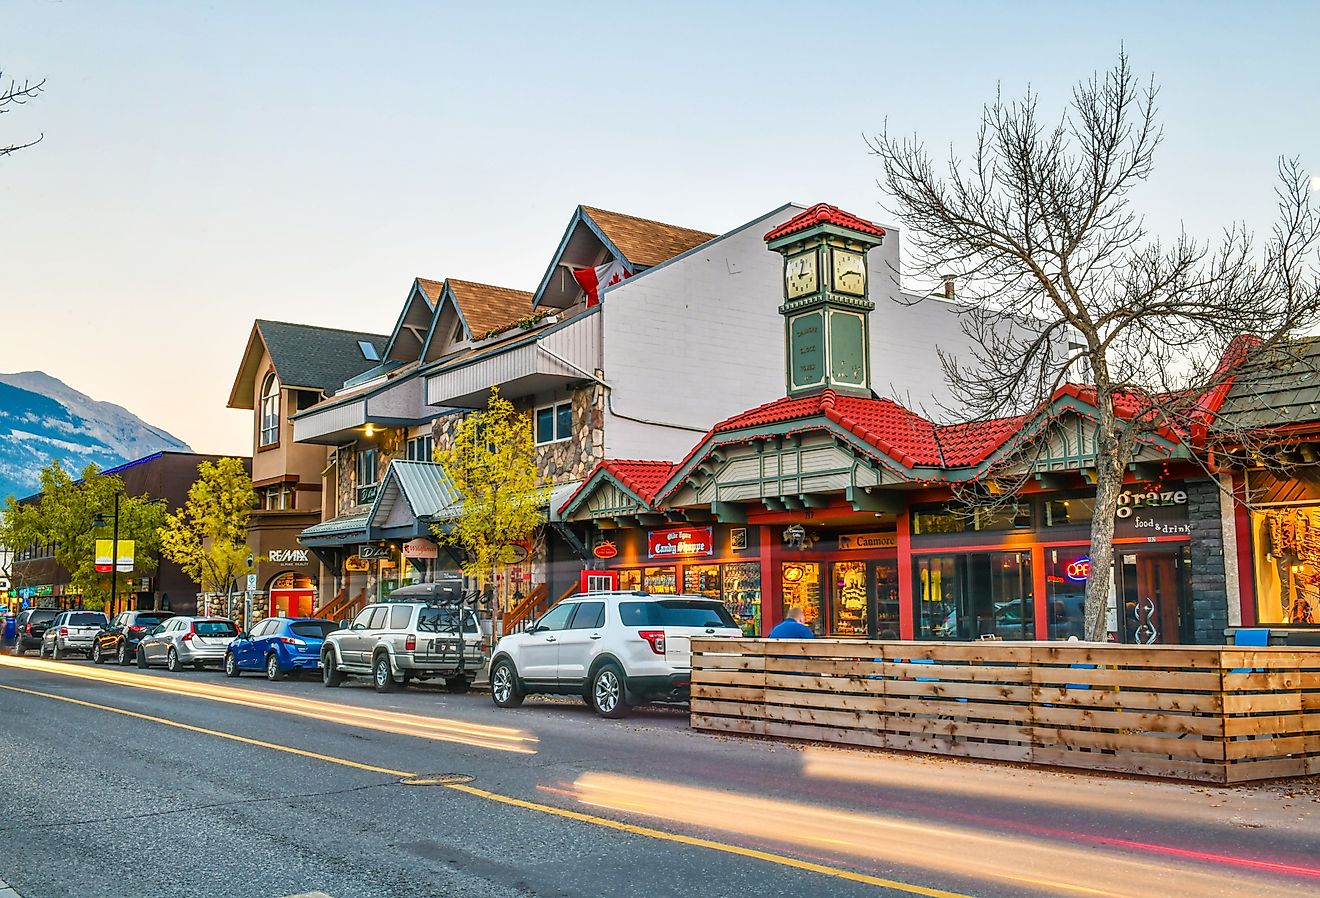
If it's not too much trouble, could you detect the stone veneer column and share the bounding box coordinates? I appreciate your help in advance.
[1185,477,1229,644]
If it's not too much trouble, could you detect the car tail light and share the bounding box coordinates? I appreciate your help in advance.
[24,624,31,634]
[59,627,69,637]
[129,625,145,633]
[405,635,416,651]
[182,626,195,642]
[639,629,666,655]
[278,637,306,646]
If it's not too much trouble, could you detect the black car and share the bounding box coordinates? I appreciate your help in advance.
[92,610,177,666]
[12,608,59,656]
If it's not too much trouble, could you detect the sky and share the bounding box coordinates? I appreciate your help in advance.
[2,1,1317,456]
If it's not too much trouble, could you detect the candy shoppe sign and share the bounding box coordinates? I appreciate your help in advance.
[647,526,714,559]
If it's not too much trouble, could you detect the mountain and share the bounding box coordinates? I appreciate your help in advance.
[0,371,191,501]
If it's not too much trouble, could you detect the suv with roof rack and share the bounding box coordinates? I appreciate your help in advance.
[320,584,485,693]
[488,591,743,718]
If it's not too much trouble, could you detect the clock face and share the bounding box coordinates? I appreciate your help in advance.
[785,252,818,298]
[831,249,866,295]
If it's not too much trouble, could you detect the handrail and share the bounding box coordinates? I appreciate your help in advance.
[314,587,349,620]
[502,583,547,634]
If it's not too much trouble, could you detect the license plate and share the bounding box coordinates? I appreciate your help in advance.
[430,639,458,655]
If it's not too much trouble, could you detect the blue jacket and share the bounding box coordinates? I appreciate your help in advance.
[768,619,815,639]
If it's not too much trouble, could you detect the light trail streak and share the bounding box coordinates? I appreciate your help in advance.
[0,654,537,754]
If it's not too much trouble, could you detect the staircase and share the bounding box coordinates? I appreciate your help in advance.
[315,586,368,624]
[501,582,580,634]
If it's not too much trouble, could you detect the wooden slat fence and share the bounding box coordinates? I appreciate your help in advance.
[689,639,1320,783]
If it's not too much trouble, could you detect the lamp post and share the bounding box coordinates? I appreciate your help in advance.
[93,493,122,618]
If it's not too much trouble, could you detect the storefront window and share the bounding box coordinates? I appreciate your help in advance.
[683,564,721,597]
[915,552,1033,640]
[618,569,642,592]
[913,504,1031,534]
[1045,549,1087,639]
[643,566,677,594]
[1045,497,1095,527]
[781,562,822,633]
[830,561,868,636]
[722,563,762,636]
[1252,506,1320,625]
[873,562,900,639]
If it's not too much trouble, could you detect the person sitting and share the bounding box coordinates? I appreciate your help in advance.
[768,606,815,639]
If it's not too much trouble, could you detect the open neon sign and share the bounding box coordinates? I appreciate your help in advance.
[1065,557,1091,582]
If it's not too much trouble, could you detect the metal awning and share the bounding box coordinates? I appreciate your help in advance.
[298,512,370,547]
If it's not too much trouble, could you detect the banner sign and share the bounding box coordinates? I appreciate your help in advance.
[838,532,898,551]
[402,538,438,559]
[648,526,714,559]
[94,539,135,573]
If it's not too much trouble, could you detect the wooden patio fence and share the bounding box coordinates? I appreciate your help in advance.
[689,639,1320,783]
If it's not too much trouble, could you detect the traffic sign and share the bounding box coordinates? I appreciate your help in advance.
[246,574,257,592]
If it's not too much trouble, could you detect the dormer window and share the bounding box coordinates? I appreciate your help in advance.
[259,373,281,447]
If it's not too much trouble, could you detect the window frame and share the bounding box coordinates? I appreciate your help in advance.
[534,401,573,445]
[259,372,281,448]
[356,447,379,504]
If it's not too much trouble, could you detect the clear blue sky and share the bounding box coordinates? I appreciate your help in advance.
[3,1,1316,455]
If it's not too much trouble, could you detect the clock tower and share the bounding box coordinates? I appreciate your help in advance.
[765,203,885,397]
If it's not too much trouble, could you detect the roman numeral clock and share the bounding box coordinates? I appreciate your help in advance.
[765,203,886,397]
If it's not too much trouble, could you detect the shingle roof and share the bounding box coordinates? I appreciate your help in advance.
[764,203,886,242]
[581,206,716,268]
[557,458,676,515]
[257,320,388,394]
[415,278,445,305]
[1211,338,1320,434]
[447,280,535,337]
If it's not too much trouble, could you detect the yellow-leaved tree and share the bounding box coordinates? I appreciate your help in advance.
[158,457,256,618]
[433,387,548,595]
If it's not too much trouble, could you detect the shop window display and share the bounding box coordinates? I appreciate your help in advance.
[873,562,900,639]
[722,563,762,636]
[643,566,677,594]
[830,561,868,636]
[683,564,721,597]
[1253,506,1320,625]
[781,562,822,633]
[1045,549,1087,639]
[618,569,642,592]
[915,552,1033,640]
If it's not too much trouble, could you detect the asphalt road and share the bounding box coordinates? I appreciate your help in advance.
[0,654,1317,898]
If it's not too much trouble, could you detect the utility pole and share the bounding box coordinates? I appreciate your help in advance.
[108,492,121,618]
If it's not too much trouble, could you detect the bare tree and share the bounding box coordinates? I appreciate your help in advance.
[1,70,45,158]
[869,53,1320,641]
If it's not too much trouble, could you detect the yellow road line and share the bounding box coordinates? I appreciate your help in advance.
[0,680,975,898]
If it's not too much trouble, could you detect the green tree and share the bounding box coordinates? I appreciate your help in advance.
[0,460,166,610]
[158,458,256,615]
[433,387,548,590]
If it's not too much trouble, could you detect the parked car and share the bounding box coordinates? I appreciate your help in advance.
[488,592,742,718]
[41,611,109,660]
[136,617,238,672]
[225,617,338,680]
[91,610,177,665]
[320,598,484,693]
[12,608,59,656]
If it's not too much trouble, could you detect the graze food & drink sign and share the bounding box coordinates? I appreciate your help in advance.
[648,526,714,559]
[1116,484,1190,537]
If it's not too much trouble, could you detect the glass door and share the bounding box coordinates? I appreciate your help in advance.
[1114,547,1190,644]
[781,562,822,634]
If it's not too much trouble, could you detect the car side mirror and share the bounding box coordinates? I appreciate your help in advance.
[337,620,349,630]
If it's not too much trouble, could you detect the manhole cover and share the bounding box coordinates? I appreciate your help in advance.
[400,773,475,786]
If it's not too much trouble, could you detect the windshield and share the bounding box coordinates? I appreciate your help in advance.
[194,621,238,637]
[417,607,479,634]
[290,621,338,640]
[29,610,58,623]
[618,600,737,629]
[69,613,106,626]
[134,616,169,627]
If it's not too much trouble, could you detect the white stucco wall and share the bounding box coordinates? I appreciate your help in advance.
[600,203,987,462]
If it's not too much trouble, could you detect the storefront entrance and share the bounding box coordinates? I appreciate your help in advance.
[1114,547,1191,644]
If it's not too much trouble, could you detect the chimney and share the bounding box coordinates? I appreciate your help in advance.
[943,277,955,300]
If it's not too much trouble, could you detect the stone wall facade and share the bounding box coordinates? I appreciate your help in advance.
[1186,476,1229,644]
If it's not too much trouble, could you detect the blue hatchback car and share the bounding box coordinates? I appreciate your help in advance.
[224,617,339,681]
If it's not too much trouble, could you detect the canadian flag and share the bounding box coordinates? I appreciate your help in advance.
[572,259,631,307]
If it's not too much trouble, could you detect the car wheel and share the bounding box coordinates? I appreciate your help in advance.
[591,663,629,719]
[166,647,181,673]
[445,677,470,694]
[490,659,524,708]
[91,643,104,665]
[265,654,284,682]
[224,653,240,678]
[136,648,148,669]
[11,645,22,657]
[321,652,345,688]
[116,642,129,666]
[51,641,61,661]
[372,653,397,693]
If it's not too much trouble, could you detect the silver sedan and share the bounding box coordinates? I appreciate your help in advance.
[136,616,238,672]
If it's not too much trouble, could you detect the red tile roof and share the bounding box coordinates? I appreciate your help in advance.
[764,203,886,242]
[558,458,676,515]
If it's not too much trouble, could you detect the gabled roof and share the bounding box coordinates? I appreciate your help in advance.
[558,459,675,516]
[382,277,444,362]
[415,278,445,304]
[580,206,716,269]
[763,203,887,243]
[227,320,388,409]
[368,460,460,529]
[1208,337,1320,436]
[447,280,535,338]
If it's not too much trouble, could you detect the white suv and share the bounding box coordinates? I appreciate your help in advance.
[488,591,742,718]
